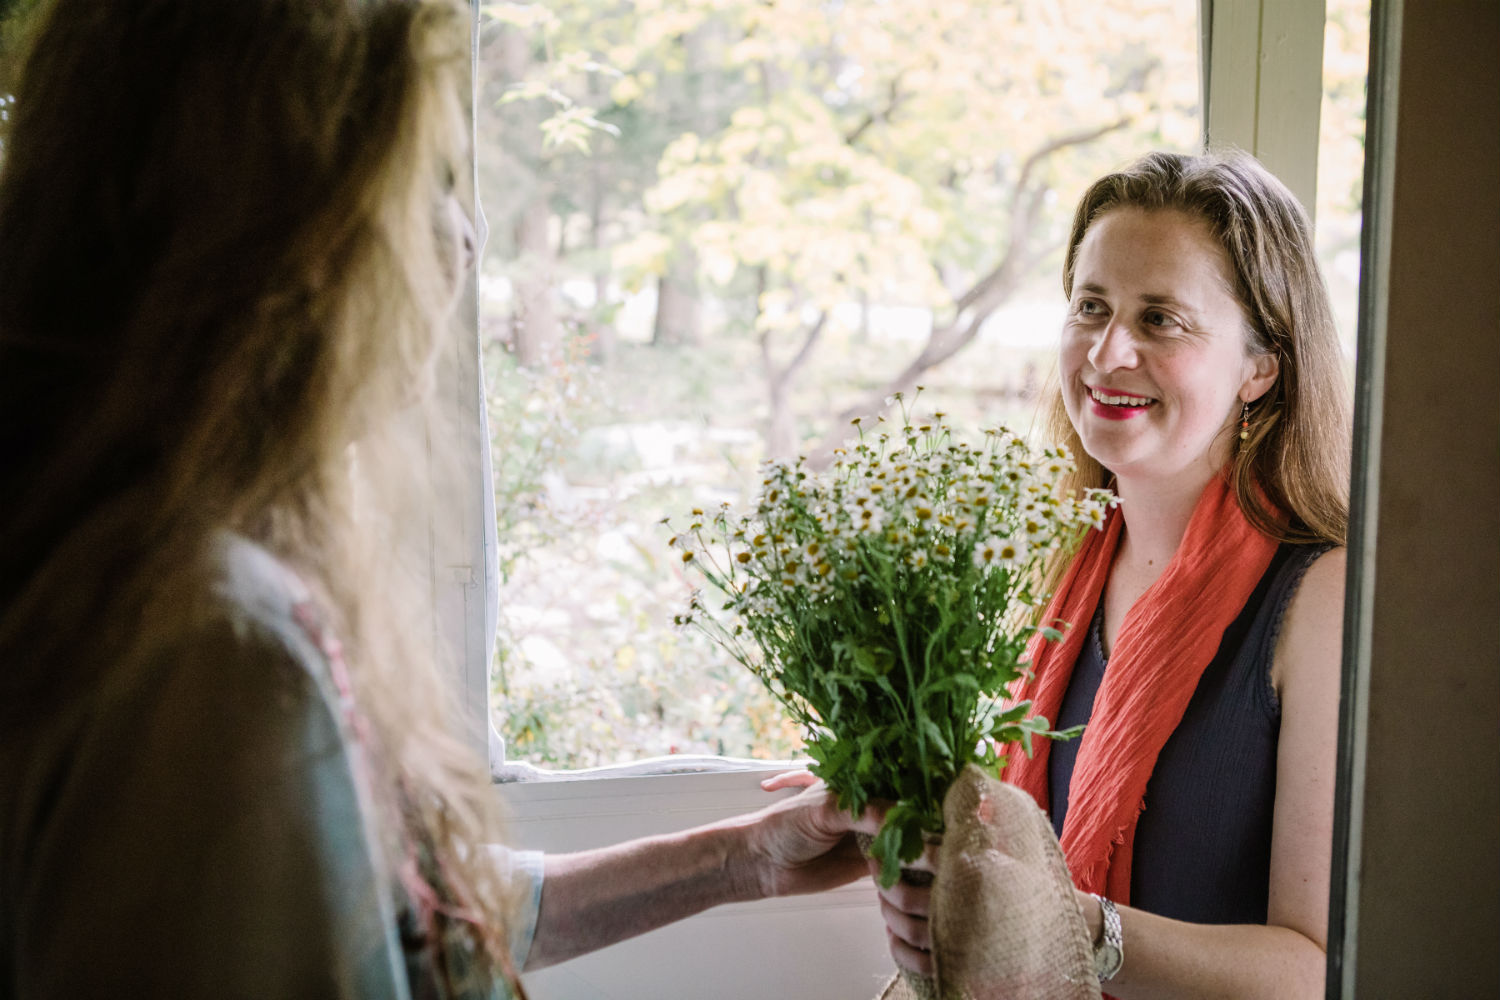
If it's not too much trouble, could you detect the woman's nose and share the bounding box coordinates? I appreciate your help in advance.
[1087,319,1139,372]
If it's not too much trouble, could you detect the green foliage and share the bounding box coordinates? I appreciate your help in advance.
[485,334,810,767]
[670,398,1113,884]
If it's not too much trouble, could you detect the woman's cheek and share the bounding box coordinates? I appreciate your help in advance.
[1058,328,1089,404]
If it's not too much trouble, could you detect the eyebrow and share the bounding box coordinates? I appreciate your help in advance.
[1075,283,1206,322]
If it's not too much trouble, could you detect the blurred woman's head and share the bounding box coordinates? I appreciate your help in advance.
[0,0,470,568]
[0,1,517,991]
[1044,150,1350,545]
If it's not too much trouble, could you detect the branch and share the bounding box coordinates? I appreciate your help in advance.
[953,117,1130,317]
[763,310,828,389]
[843,74,908,147]
[801,117,1133,470]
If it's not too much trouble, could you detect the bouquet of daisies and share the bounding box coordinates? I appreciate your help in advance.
[668,401,1115,886]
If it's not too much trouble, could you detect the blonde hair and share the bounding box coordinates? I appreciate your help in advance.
[0,1,522,993]
[1043,150,1350,547]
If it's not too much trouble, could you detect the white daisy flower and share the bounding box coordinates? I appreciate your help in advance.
[995,535,1029,564]
[1021,516,1051,543]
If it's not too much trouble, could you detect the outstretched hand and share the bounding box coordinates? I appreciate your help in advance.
[736,769,885,900]
[758,768,937,973]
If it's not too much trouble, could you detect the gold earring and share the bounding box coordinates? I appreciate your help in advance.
[1239,401,1250,441]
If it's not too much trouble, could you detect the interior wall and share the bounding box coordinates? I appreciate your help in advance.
[1344,1,1500,994]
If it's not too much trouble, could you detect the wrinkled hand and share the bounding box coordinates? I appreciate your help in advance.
[760,770,939,974]
[870,840,941,976]
[738,769,884,900]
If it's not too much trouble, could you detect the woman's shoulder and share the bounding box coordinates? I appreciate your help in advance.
[140,531,340,697]
[1276,543,1345,632]
[1268,544,1345,696]
[206,532,316,643]
[4,534,348,811]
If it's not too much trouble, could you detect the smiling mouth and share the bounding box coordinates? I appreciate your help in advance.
[1089,386,1156,408]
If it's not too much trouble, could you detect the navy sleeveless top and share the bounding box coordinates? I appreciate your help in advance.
[1047,542,1328,924]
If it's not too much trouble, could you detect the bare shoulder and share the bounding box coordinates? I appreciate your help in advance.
[1271,546,1346,696]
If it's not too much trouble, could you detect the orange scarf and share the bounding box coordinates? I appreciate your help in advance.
[1005,472,1278,904]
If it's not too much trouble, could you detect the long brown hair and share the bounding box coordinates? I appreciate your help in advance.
[1043,149,1351,546]
[0,1,523,993]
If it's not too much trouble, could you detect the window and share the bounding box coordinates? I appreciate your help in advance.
[475,0,1203,774]
[455,2,1371,997]
[1315,0,1371,357]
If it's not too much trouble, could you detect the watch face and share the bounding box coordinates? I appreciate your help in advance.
[1096,943,1123,980]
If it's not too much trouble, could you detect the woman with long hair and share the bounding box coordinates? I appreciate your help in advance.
[872,150,1350,997]
[0,2,880,997]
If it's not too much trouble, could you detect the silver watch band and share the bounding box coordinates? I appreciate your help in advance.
[1090,893,1124,981]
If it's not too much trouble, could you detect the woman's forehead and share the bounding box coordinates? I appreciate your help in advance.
[1074,207,1238,303]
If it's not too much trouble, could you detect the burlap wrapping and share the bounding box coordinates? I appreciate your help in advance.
[874,766,1101,1000]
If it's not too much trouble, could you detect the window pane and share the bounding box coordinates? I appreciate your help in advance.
[478,0,1200,769]
[1316,0,1371,361]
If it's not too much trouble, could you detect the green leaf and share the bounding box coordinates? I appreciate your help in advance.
[872,820,906,889]
[870,803,929,889]
[923,673,981,697]
[919,717,952,760]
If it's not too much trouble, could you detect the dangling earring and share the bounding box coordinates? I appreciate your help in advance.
[1239,400,1250,442]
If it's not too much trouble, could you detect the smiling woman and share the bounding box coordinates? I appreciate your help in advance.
[1061,206,1280,499]
[1048,152,1351,549]
[872,150,1353,998]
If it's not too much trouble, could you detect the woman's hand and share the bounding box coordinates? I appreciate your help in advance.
[871,841,940,976]
[736,769,885,900]
[762,769,940,974]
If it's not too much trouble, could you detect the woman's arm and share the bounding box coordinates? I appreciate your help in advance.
[523,780,883,970]
[879,548,1346,998]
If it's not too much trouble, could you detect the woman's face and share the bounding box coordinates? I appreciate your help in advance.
[1060,207,1278,490]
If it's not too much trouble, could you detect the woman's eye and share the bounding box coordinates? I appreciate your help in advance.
[1143,309,1177,328]
[1076,299,1105,317]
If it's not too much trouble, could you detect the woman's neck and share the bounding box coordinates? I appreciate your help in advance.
[1112,466,1218,571]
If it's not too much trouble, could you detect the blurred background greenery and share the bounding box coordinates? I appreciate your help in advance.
[475,0,1368,768]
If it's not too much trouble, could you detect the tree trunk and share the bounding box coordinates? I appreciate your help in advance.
[512,202,558,366]
[495,26,559,368]
[588,153,615,363]
[765,374,797,459]
[759,309,827,459]
[649,23,717,349]
[652,253,701,346]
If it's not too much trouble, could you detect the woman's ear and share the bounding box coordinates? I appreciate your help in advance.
[1241,350,1280,404]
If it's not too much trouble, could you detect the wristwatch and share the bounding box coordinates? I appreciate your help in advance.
[1090,893,1124,981]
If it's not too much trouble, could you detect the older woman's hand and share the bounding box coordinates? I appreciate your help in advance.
[761,769,942,974]
[736,769,885,900]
